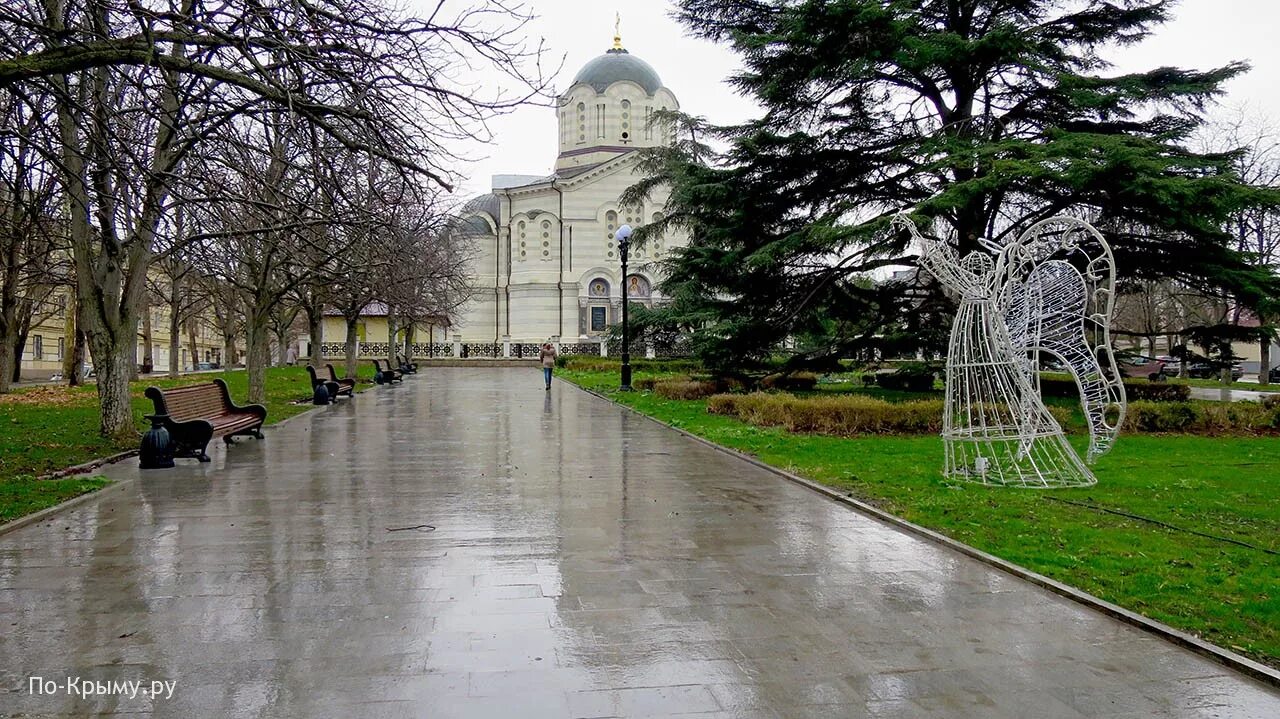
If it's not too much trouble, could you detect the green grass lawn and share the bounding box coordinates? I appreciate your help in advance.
[0,365,377,523]
[563,367,1280,669]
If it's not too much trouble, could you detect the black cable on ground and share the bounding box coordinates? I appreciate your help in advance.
[1042,496,1277,556]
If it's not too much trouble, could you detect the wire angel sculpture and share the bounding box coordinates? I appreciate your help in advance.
[893,215,1126,488]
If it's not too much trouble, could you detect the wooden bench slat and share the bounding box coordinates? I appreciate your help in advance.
[145,379,267,463]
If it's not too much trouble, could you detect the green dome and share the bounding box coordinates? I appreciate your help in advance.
[571,49,663,95]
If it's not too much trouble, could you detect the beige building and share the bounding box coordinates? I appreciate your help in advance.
[450,34,687,345]
[17,287,225,381]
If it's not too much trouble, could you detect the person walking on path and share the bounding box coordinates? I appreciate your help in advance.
[540,343,557,390]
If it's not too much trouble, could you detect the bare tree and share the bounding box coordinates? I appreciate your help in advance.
[1,0,550,436]
[1198,108,1280,384]
[0,91,67,391]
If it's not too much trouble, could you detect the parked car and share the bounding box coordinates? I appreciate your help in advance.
[1269,366,1280,384]
[1163,353,1243,381]
[1111,352,1166,381]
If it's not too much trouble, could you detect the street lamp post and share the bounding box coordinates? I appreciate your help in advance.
[616,224,633,391]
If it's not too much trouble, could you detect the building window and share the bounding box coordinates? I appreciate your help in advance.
[33,335,43,360]
[591,306,607,332]
[518,220,527,261]
[644,106,653,140]
[620,100,631,141]
[577,102,586,143]
[605,210,617,259]
[57,337,65,361]
[597,103,606,138]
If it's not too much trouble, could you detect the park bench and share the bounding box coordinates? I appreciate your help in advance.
[325,364,357,397]
[396,354,418,374]
[372,359,402,385]
[144,379,267,462]
[306,365,343,401]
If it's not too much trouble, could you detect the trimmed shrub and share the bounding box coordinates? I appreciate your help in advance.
[759,372,819,391]
[1039,376,1190,402]
[1263,394,1280,411]
[708,392,944,435]
[1121,400,1280,435]
[654,379,721,400]
[559,357,702,372]
[1047,405,1074,428]
[634,376,690,391]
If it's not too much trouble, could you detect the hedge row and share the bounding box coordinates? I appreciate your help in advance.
[1122,400,1280,435]
[705,392,1280,437]
[559,357,702,373]
[1039,376,1190,402]
[707,393,944,435]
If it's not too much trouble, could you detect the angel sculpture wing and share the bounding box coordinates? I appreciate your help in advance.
[994,217,1126,462]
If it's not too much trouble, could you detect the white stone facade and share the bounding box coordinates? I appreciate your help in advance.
[452,44,685,343]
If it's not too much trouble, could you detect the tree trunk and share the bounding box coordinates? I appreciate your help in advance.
[386,307,398,368]
[1146,336,1156,357]
[128,327,139,381]
[344,317,359,378]
[186,322,198,370]
[62,291,78,383]
[141,298,153,374]
[223,332,236,371]
[245,316,270,404]
[307,305,324,367]
[0,336,14,392]
[169,276,181,377]
[1260,337,1271,387]
[404,324,415,363]
[11,323,28,384]
[69,304,86,386]
[276,329,289,366]
[88,334,136,441]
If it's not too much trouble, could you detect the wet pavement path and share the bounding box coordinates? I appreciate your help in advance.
[2,368,1278,718]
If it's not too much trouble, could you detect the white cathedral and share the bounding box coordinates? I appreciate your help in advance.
[451,32,687,344]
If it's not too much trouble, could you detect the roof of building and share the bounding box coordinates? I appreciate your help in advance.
[570,48,664,95]
[462,193,499,221]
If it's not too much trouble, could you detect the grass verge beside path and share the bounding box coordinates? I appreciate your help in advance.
[0,365,377,523]
[563,367,1280,670]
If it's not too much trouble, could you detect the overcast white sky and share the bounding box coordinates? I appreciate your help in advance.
[447,0,1280,201]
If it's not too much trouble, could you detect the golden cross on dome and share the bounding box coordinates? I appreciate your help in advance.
[613,12,623,50]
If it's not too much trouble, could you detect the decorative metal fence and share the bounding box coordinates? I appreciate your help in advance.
[605,336,646,356]
[410,342,454,358]
[654,335,694,358]
[459,342,501,358]
[321,341,437,359]
[559,342,601,356]
[509,343,543,358]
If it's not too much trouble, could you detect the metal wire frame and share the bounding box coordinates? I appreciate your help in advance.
[895,215,1126,488]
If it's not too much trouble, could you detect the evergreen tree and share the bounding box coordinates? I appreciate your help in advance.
[626,0,1280,370]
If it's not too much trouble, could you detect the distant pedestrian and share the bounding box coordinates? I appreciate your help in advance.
[285,346,298,366]
[539,342,557,390]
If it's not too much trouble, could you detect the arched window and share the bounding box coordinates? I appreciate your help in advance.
[540,219,554,260]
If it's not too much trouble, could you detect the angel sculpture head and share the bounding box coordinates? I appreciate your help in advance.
[895,214,1126,488]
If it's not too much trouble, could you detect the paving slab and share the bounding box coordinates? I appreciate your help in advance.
[1,367,1277,718]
